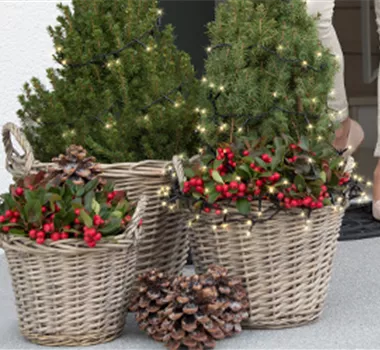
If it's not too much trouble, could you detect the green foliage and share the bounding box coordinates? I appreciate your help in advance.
[198,0,338,147]
[0,172,135,245]
[18,0,199,163]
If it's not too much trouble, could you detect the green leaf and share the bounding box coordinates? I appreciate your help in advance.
[79,210,93,227]
[91,198,100,214]
[236,199,250,215]
[184,168,195,179]
[99,218,122,235]
[83,178,99,194]
[254,157,267,168]
[213,159,224,170]
[208,191,219,204]
[320,171,327,183]
[84,191,95,213]
[299,136,309,151]
[110,211,123,218]
[294,175,306,191]
[9,229,26,236]
[211,170,224,184]
[237,164,252,179]
[271,146,285,171]
[274,137,283,149]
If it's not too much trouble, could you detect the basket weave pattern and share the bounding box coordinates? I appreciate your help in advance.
[0,196,146,346]
[2,123,188,279]
[189,202,344,329]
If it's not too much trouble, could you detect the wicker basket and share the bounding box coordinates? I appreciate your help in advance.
[189,201,344,329]
[0,195,146,347]
[2,122,188,279]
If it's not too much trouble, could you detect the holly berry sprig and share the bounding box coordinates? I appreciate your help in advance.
[0,173,136,248]
[182,137,350,215]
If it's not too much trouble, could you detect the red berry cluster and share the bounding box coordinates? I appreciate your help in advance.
[215,147,236,175]
[215,181,248,200]
[183,177,204,194]
[277,184,329,209]
[339,175,350,186]
[0,208,21,233]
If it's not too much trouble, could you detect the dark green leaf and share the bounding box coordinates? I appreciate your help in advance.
[213,159,224,170]
[236,199,250,215]
[294,175,306,191]
[299,136,309,151]
[99,218,122,235]
[184,168,195,179]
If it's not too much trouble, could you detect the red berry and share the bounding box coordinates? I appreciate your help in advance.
[195,186,204,194]
[15,187,24,196]
[277,193,285,200]
[303,197,312,206]
[63,225,71,230]
[223,184,229,192]
[321,185,328,193]
[243,150,250,156]
[190,178,197,186]
[74,208,81,216]
[55,204,61,212]
[229,181,238,190]
[215,210,222,215]
[12,211,20,218]
[196,179,203,186]
[0,216,5,223]
[2,226,9,233]
[224,147,231,154]
[316,202,323,209]
[204,207,211,213]
[250,163,255,169]
[237,191,245,197]
[225,192,233,198]
[290,199,298,207]
[87,228,96,237]
[87,241,96,248]
[74,218,81,225]
[10,218,17,223]
[324,193,330,198]
[94,233,102,241]
[290,144,298,150]
[61,232,69,239]
[125,215,132,222]
[107,193,114,201]
[29,229,37,239]
[292,156,298,162]
[273,173,281,182]
[261,154,270,163]
[216,185,223,192]
[217,148,223,155]
[43,223,51,233]
[238,183,247,192]
[36,237,44,245]
[256,180,263,187]
[216,155,223,161]
[5,210,13,218]
[41,206,47,213]
[319,196,324,202]
[287,158,294,164]
[36,231,45,239]
[254,188,261,196]
[247,195,253,201]
[51,232,61,241]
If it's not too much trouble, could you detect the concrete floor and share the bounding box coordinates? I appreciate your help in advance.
[1,239,380,350]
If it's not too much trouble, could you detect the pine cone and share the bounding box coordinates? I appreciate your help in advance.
[133,266,249,350]
[48,145,104,187]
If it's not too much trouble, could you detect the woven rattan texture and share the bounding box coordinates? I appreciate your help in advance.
[0,196,146,346]
[189,203,344,329]
[2,123,189,279]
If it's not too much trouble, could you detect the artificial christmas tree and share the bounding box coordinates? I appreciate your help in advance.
[176,0,350,328]
[18,0,199,163]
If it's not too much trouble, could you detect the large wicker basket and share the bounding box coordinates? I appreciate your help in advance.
[2,122,188,279]
[189,202,344,329]
[0,196,146,347]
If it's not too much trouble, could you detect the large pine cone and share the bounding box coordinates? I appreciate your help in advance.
[132,266,249,350]
[48,145,104,187]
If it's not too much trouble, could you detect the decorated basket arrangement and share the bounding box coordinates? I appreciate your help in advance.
[0,166,146,346]
[8,0,200,280]
[166,0,354,329]
[3,123,188,282]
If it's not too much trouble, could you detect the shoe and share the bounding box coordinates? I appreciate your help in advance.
[343,119,364,158]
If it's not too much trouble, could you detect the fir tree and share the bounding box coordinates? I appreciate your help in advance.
[198,0,338,149]
[18,0,199,163]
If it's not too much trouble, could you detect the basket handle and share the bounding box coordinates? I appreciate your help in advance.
[2,122,35,178]
[120,194,147,245]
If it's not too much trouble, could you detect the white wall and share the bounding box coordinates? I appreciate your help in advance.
[0,0,63,193]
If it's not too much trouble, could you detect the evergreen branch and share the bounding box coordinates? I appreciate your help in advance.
[57,17,162,68]
[208,42,327,72]
[141,84,183,111]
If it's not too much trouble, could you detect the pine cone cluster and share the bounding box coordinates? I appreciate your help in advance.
[48,145,104,186]
[131,266,249,350]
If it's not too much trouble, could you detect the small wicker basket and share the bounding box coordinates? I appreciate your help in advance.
[2,123,188,280]
[0,195,146,347]
[189,201,344,329]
